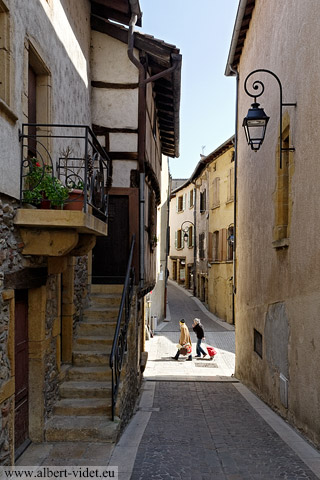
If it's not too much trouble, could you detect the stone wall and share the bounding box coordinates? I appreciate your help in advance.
[44,276,60,420]
[74,255,89,333]
[116,294,143,434]
[0,398,13,465]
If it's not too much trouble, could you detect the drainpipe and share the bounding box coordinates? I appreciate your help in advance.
[229,65,239,326]
[128,15,181,290]
[128,14,146,289]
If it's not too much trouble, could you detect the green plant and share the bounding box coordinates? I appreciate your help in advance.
[23,159,69,207]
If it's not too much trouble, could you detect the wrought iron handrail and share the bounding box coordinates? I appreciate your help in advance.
[109,235,136,421]
[19,123,112,218]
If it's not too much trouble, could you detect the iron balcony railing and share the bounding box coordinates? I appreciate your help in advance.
[109,235,136,421]
[19,123,112,218]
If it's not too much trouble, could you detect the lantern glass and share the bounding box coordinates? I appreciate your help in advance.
[243,102,269,151]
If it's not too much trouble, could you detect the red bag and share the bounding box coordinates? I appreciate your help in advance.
[207,346,217,357]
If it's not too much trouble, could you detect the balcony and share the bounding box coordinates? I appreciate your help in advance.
[14,124,112,258]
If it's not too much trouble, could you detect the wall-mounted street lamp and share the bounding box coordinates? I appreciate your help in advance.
[242,69,296,168]
[181,220,194,244]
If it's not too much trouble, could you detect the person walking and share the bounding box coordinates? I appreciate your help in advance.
[192,318,207,358]
[172,319,192,361]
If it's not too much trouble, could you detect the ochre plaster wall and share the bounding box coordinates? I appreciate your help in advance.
[235,0,320,447]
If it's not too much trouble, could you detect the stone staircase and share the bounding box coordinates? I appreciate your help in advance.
[45,285,123,442]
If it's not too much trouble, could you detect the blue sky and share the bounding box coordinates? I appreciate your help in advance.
[138,0,239,179]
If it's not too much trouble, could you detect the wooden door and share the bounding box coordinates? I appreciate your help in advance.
[14,290,29,452]
[92,195,129,284]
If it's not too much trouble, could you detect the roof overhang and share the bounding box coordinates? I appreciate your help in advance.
[171,136,235,196]
[225,0,255,76]
[91,16,182,158]
[91,0,142,27]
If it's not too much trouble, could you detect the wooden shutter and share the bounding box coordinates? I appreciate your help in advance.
[175,230,177,249]
[207,232,213,262]
[222,228,227,261]
[218,230,223,261]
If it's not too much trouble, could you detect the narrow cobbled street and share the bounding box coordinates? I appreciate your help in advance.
[110,282,320,480]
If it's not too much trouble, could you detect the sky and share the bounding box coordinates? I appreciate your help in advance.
[138,0,239,179]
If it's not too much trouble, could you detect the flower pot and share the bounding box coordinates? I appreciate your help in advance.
[64,189,84,211]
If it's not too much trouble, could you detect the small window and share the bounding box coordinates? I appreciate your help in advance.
[227,226,234,261]
[212,177,220,208]
[177,194,186,212]
[0,1,10,106]
[254,329,263,358]
[175,229,183,249]
[189,189,194,208]
[227,168,234,202]
[213,231,219,261]
[199,233,205,260]
[187,225,194,248]
[200,190,206,213]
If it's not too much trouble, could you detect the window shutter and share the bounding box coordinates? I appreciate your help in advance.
[176,197,178,212]
[190,226,194,247]
[188,191,190,208]
[183,194,186,211]
[208,232,213,262]
[222,228,227,261]
[175,230,177,249]
[218,230,223,261]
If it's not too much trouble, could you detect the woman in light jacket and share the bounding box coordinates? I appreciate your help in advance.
[172,319,192,361]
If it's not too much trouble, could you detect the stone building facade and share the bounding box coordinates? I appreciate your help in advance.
[226,0,320,448]
[0,0,181,464]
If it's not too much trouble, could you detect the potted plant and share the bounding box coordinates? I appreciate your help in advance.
[23,159,69,208]
[63,179,85,211]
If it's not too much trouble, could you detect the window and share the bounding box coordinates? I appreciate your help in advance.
[177,194,186,212]
[187,225,194,248]
[227,168,234,202]
[199,233,205,260]
[200,190,206,213]
[212,177,220,208]
[213,231,219,261]
[254,329,263,358]
[26,43,51,158]
[274,130,290,243]
[227,226,234,261]
[0,1,10,106]
[188,189,194,208]
[175,229,183,249]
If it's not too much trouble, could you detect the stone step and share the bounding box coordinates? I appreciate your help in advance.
[53,398,111,416]
[83,306,119,321]
[77,321,117,336]
[45,415,119,442]
[72,351,109,367]
[74,336,112,352]
[60,381,111,399]
[68,366,111,381]
[90,294,122,307]
[91,284,123,295]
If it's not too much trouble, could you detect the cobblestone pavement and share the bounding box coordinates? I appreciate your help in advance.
[130,382,319,480]
[120,282,320,480]
[144,281,235,380]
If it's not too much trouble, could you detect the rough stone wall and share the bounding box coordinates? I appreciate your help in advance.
[44,276,60,420]
[116,294,142,433]
[74,255,89,333]
[0,295,10,386]
[0,398,13,465]
[0,197,23,281]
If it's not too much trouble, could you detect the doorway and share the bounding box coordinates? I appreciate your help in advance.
[92,195,129,284]
[14,290,29,455]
